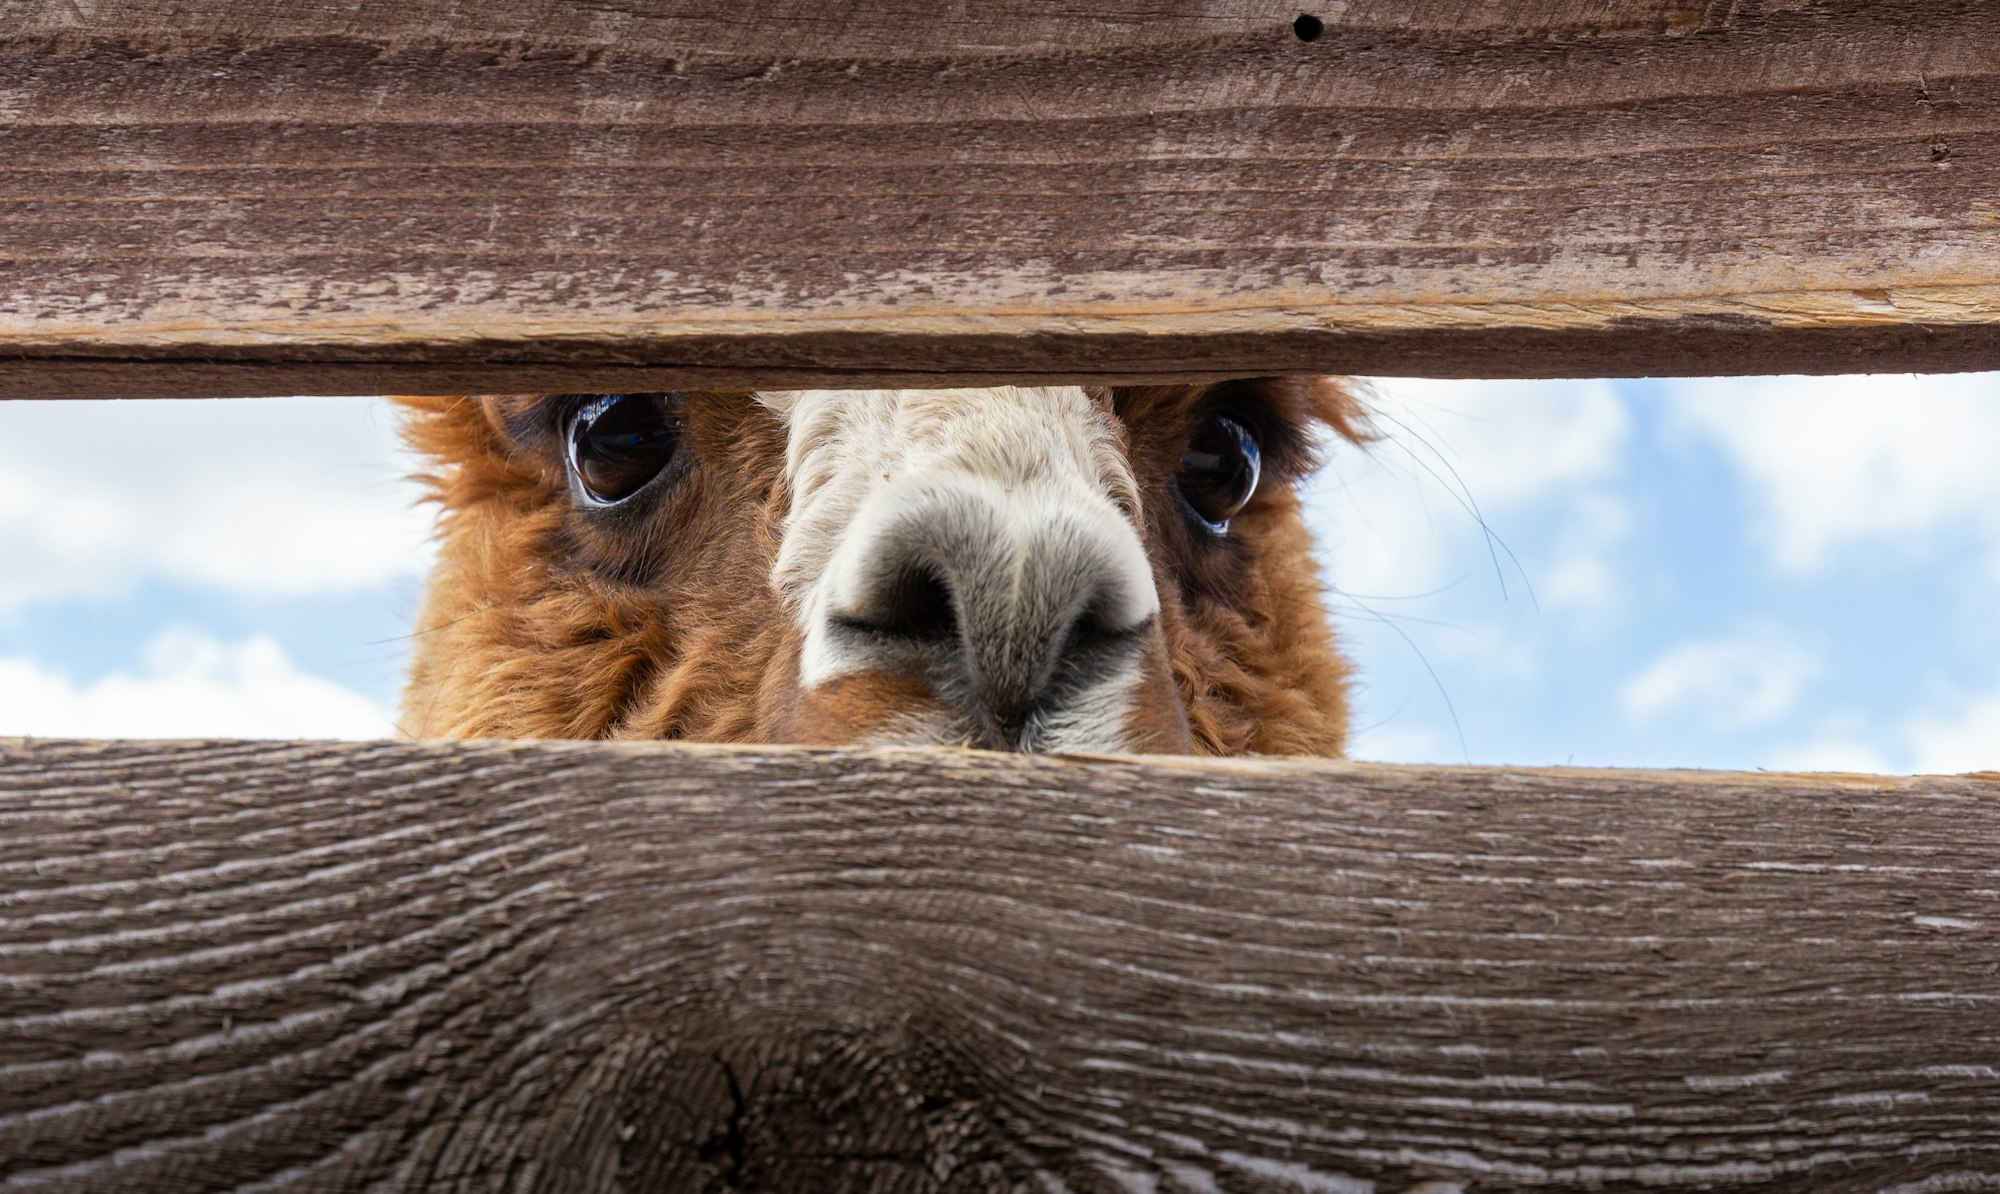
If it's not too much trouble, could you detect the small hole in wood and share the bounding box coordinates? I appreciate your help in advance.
[1293,13,1324,41]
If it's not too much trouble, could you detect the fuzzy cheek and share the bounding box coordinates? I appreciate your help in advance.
[782,671,959,747]
[1122,637,1194,755]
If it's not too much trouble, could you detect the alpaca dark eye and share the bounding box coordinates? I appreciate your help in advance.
[566,393,685,505]
[1178,414,1261,532]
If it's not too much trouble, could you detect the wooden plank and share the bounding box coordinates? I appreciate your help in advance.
[2,0,1997,397]
[3,738,1997,1191]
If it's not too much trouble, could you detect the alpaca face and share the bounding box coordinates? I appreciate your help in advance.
[397,380,1362,755]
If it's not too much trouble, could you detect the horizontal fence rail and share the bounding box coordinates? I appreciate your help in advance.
[2,738,1996,1191]
[2,0,1998,396]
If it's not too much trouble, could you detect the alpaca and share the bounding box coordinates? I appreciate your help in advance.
[396,380,1366,755]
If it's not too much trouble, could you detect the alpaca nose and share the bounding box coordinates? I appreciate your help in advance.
[821,479,1160,748]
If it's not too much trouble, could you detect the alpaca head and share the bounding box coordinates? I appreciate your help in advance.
[397,380,1365,755]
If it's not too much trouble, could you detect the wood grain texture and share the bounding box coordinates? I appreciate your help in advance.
[2,0,1998,397]
[3,738,1998,1191]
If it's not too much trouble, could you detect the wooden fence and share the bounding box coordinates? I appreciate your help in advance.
[3,1,1999,1190]
[5,740,1999,1191]
[5,0,1998,395]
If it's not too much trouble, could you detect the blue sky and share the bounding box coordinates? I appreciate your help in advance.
[1,378,1995,773]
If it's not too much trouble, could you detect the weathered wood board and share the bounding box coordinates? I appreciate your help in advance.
[2,0,1998,397]
[3,737,1997,1191]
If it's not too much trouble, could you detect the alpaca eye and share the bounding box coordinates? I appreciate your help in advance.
[1178,414,1261,531]
[566,393,685,505]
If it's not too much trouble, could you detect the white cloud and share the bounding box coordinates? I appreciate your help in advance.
[1663,372,2000,574]
[1621,628,1820,731]
[1905,689,2000,775]
[1355,378,1631,506]
[1761,677,2000,776]
[0,397,435,613]
[1310,377,1632,612]
[1536,491,1631,619]
[1767,735,1900,776]
[0,629,395,739]
[1348,722,1450,765]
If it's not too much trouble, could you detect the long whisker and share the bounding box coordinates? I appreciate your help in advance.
[1324,583,1471,763]
[1359,402,1539,614]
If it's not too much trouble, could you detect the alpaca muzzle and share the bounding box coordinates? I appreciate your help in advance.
[821,475,1167,751]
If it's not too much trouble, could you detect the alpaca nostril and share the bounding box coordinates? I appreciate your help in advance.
[1061,596,1138,658]
[995,711,1032,750]
[835,564,958,644]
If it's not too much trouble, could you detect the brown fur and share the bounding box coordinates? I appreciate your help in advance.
[396,380,1366,755]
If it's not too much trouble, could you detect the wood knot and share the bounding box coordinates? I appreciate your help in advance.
[542,1023,1028,1191]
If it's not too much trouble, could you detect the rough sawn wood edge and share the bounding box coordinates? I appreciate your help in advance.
[6,0,2000,394]
[3,737,1998,1192]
